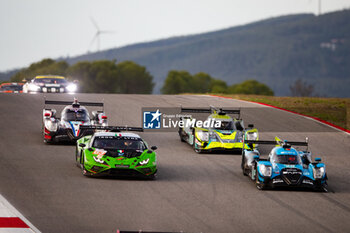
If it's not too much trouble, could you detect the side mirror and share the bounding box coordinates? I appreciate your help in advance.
[147,146,157,153]
[315,157,322,162]
[79,143,86,148]
[248,124,254,128]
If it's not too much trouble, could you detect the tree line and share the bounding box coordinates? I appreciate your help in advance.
[11,59,154,94]
[10,58,277,95]
[161,70,274,95]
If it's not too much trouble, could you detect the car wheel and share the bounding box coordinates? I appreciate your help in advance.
[255,170,266,190]
[75,147,81,167]
[43,135,54,144]
[192,140,202,153]
[241,155,248,176]
[43,124,50,143]
[179,128,186,142]
[82,166,92,177]
[80,153,91,177]
[314,183,328,192]
[147,173,157,180]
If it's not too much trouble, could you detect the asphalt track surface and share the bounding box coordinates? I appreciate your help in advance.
[0,93,349,233]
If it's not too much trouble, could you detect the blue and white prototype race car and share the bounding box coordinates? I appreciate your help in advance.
[241,137,328,191]
[42,98,108,143]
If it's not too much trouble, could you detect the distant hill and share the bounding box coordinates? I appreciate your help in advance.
[3,10,350,96]
[0,69,20,82]
[64,10,350,96]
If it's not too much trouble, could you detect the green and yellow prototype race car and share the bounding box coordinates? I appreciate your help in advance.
[178,107,258,153]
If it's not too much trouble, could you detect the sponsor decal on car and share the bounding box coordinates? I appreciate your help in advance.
[302,179,313,185]
[272,179,284,184]
[93,149,107,158]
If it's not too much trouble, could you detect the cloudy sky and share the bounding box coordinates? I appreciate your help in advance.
[0,0,349,71]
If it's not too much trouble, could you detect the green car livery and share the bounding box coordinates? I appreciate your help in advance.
[76,126,157,179]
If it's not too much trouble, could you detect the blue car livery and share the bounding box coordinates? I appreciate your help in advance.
[241,137,327,191]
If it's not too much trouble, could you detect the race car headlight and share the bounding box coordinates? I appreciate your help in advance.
[93,156,104,164]
[139,158,149,166]
[313,166,325,179]
[197,131,209,142]
[66,83,77,93]
[259,164,272,177]
[45,120,58,132]
[247,132,258,141]
[28,83,40,91]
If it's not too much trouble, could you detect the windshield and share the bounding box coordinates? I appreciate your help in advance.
[212,120,234,130]
[62,108,89,121]
[34,78,67,84]
[273,154,301,165]
[93,136,146,151]
[1,85,22,91]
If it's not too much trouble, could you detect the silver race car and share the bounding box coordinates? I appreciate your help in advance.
[42,98,108,143]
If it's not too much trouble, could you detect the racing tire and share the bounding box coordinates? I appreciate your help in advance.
[241,155,248,176]
[180,137,186,142]
[75,147,81,168]
[82,166,93,177]
[43,135,55,144]
[192,129,203,153]
[192,129,202,153]
[179,128,186,142]
[255,170,266,190]
[44,139,53,144]
[314,183,328,192]
[147,173,157,180]
[80,153,92,177]
[193,141,202,154]
[42,124,53,144]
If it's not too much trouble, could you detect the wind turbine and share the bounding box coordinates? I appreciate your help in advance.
[88,16,116,52]
[318,0,322,15]
[308,0,322,16]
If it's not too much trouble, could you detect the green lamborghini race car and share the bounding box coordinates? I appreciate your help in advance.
[178,107,258,153]
[76,126,157,179]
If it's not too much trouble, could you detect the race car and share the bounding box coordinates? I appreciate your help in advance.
[76,126,157,179]
[178,106,258,153]
[0,82,24,93]
[43,98,107,143]
[241,137,328,191]
[23,75,77,93]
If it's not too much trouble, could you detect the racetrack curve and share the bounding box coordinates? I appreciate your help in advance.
[0,93,349,233]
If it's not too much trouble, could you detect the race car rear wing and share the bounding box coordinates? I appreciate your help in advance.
[181,106,240,118]
[181,107,211,113]
[243,138,308,150]
[80,125,144,132]
[244,139,308,146]
[45,100,104,107]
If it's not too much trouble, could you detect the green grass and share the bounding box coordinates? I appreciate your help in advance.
[212,94,350,130]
